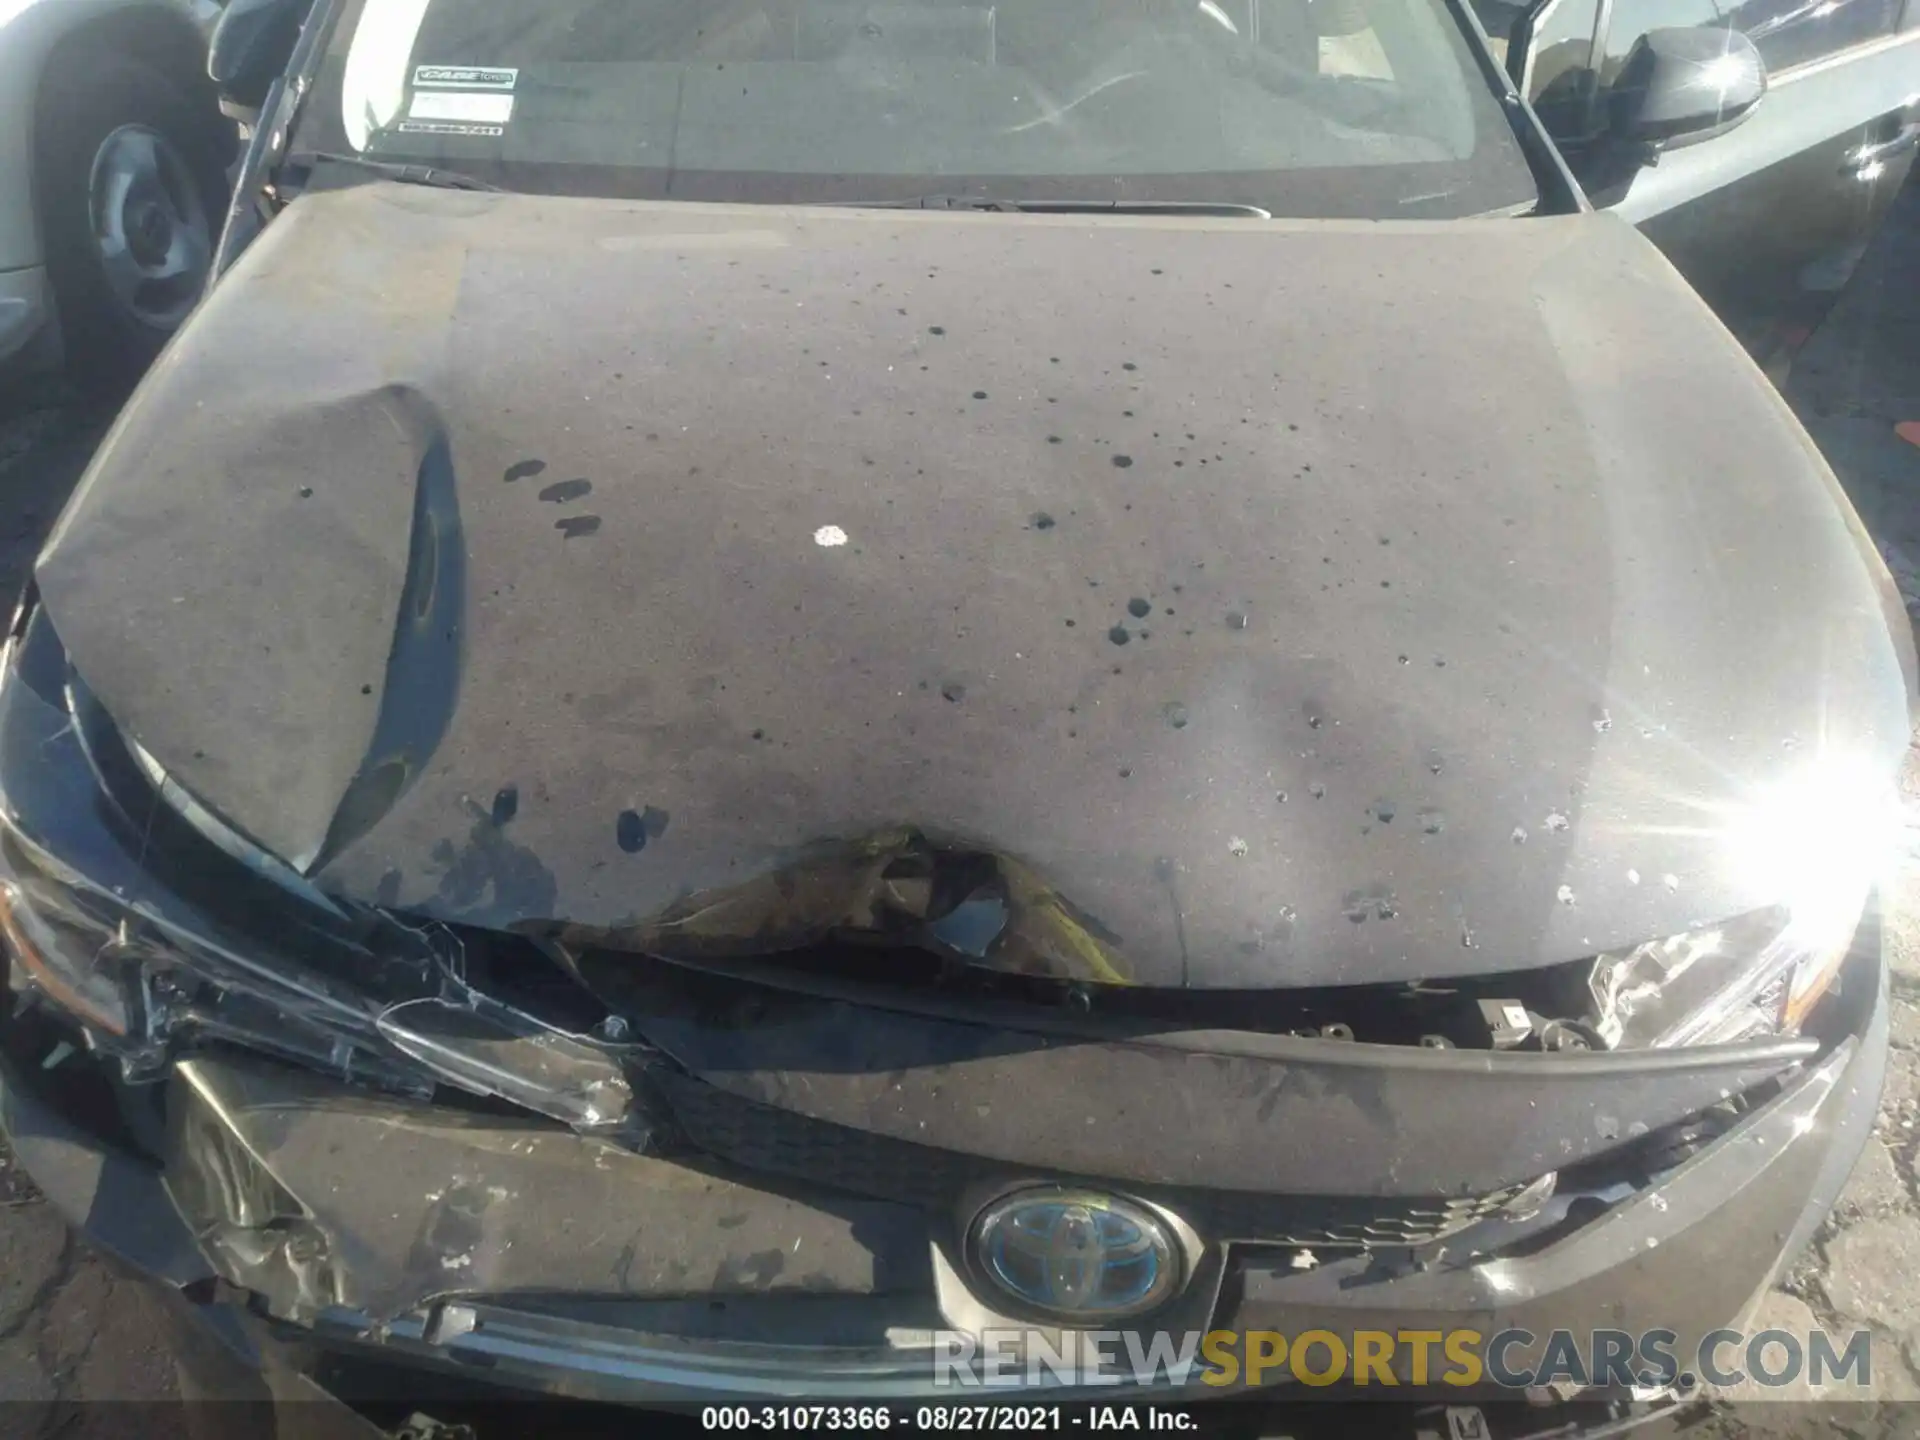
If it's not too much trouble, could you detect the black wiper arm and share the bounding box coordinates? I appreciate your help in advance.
[831,195,1271,218]
[290,152,503,192]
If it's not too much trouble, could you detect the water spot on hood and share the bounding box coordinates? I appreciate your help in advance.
[297,486,313,499]
[1372,800,1396,824]
[1511,826,1528,844]
[1662,873,1681,891]
[1228,836,1249,857]
[1419,808,1444,834]
[814,525,849,547]
[1047,435,1063,445]
[1344,884,1396,922]
[1112,455,1134,469]
[972,390,988,400]
[1163,702,1189,730]
[491,786,518,826]
[539,479,593,504]
[555,516,602,540]
[929,326,946,335]
[1122,362,1138,372]
[615,806,672,855]
[1626,868,1641,885]
[941,681,967,703]
[1309,782,1326,799]
[1544,811,1570,833]
[1592,708,1613,734]
[1226,611,1248,631]
[1276,791,1288,804]
[1557,884,1576,906]
[1460,922,1478,948]
[432,799,557,918]
[1032,512,1056,530]
[1127,597,1151,618]
[1108,625,1131,646]
[1397,654,1410,665]
[503,459,546,484]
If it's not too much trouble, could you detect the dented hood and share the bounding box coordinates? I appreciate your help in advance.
[32,186,1914,988]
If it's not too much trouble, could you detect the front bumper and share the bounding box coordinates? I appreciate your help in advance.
[0,932,1888,1421]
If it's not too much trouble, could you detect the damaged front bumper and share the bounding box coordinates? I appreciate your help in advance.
[0,944,1888,1417]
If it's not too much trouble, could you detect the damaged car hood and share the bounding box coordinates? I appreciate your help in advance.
[33,186,1914,988]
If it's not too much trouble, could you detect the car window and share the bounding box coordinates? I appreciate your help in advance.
[1460,0,1603,144]
[1521,0,1603,141]
[1596,0,1732,85]
[1725,0,1903,69]
[294,0,1543,218]
[1463,0,1524,59]
[1596,0,1902,84]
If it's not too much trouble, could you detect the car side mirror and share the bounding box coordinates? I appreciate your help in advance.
[209,0,311,121]
[1610,28,1766,150]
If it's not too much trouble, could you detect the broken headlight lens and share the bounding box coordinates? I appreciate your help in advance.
[1589,758,1897,1048]
[0,606,639,1133]
[1586,904,1851,1048]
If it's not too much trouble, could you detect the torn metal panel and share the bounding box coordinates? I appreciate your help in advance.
[620,971,1815,1196]
[163,1054,934,1324]
[32,186,1913,987]
[551,830,1130,982]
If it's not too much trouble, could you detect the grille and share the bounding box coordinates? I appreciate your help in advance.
[657,1069,1529,1249]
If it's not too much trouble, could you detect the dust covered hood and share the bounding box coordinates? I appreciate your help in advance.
[33,185,1914,987]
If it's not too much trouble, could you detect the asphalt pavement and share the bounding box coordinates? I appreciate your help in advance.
[2,178,1920,1434]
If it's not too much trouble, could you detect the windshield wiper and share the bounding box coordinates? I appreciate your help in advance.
[830,195,1271,218]
[289,152,502,192]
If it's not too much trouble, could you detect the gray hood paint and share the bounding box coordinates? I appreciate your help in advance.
[34,186,1914,988]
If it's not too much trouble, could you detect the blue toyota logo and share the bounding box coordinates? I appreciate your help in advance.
[969,1189,1181,1320]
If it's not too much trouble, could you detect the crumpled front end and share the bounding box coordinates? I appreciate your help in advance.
[0,592,1892,1422]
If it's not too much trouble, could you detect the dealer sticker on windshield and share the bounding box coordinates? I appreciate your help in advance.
[395,121,505,138]
[409,91,515,124]
[413,65,518,90]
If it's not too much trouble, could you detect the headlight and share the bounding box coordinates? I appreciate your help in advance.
[0,605,639,1134]
[1588,757,1898,1048]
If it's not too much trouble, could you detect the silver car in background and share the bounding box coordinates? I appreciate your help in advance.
[0,0,232,389]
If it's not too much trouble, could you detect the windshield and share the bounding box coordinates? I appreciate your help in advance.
[295,0,1537,218]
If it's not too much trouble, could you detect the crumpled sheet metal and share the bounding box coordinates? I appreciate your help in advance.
[162,1054,931,1324]
[552,829,1132,984]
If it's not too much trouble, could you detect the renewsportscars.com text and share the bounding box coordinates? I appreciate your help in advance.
[931,1326,1874,1390]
